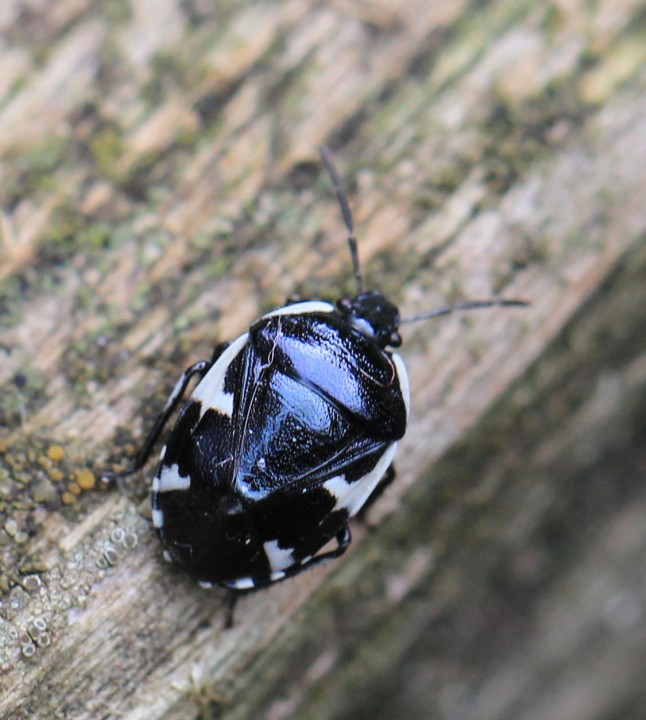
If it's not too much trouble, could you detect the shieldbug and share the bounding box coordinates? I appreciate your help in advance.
[109,148,526,591]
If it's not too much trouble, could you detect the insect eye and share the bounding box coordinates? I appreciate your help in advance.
[336,297,353,314]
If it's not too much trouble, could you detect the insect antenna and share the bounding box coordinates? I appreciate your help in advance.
[319,146,364,295]
[401,297,529,325]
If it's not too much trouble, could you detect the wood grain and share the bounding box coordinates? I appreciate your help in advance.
[1,1,645,718]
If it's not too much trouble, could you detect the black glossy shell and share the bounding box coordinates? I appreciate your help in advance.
[151,304,409,588]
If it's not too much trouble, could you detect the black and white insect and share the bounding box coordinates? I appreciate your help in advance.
[111,148,526,591]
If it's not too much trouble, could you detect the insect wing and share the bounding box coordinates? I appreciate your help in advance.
[251,312,408,437]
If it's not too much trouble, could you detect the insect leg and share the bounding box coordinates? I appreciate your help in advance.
[280,525,352,582]
[222,591,239,630]
[105,359,211,479]
[284,292,308,305]
[210,341,230,364]
[231,525,353,591]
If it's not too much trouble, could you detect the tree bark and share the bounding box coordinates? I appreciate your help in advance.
[1,1,645,719]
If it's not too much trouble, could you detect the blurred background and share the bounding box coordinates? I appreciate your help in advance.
[1,1,645,718]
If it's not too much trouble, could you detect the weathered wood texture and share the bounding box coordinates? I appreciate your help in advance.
[1,1,645,718]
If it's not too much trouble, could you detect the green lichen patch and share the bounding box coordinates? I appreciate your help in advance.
[0,365,46,429]
[98,0,133,26]
[1,136,69,206]
[89,126,125,180]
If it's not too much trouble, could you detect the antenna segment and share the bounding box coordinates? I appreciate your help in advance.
[319,146,364,295]
[401,298,529,324]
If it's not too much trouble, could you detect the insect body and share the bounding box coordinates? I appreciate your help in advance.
[113,148,525,590]
[152,296,409,589]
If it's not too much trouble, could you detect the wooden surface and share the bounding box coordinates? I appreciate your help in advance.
[1,1,645,718]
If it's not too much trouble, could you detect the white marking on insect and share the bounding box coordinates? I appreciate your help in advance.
[152,508,164,528]
[229,576,255,590]
[392,353,410,415]
[323,441,399,517]
[270,570,286,582]
[159,444,167,460]
[156,463,191,493]
[162,550,172,562]
[152,476,160,493]
[349,316,374,337]
[262,301,334,319]
[192,332,249,418]
[263,540,295,572]
[198,580,214,589]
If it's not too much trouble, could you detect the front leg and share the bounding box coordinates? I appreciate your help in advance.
[219,525,351,628]
[104,360,211,480]
[284,292,308,305]
[105,342,231,480]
